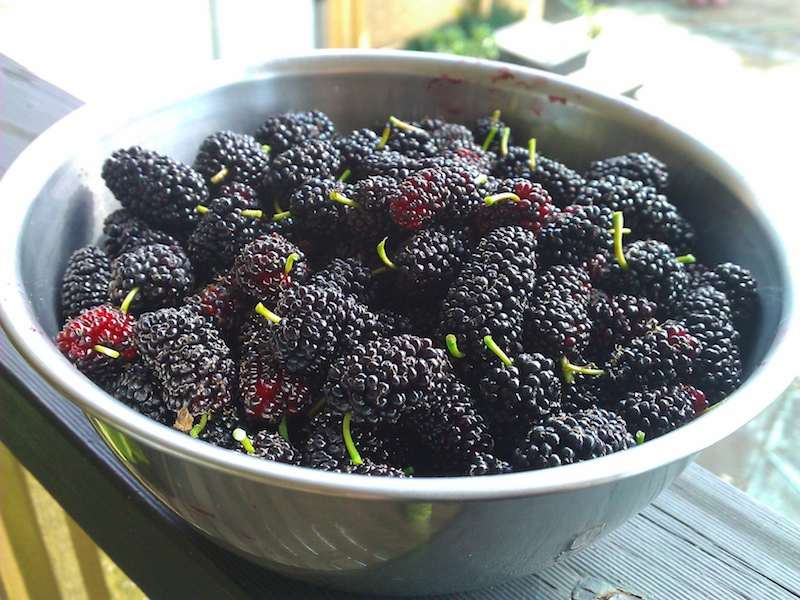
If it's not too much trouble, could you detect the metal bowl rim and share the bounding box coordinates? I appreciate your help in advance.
[1,49,797,501]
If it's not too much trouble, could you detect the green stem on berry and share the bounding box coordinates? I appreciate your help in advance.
[329,190,360,208]
[676,254,696,265]
[376,125,391,149]
[278,413,289,441]
[307,397,327,418]
[342,412,363,465]
[93,344,120,359]
[189,412,209,438]
[272,196,283,212]
[612,211,629,270]
[210,166,228,185]
[371,266,389,275]
[560,356,605,385]
[402,466,415,476]
[261,144,271,154]
[338,168,352,183]
[241,209,263,218]
[255,302,282,324]
[377,237,397,270]
[527,138,537,170]
[473,173,489,186]
[481,110,502,151]
[483,335,513,367]
[284,252,300,274]
[499,127,510,157]
[484,192,520,206]
[195,204,209,214]
[272,210,291,221]
[481,125,499,152]
[445,334,466,359]
[607,227,632,235]
[635,430,646,445]
[119,287,140,314]
[389,115,425,134]
[232,427,256,455]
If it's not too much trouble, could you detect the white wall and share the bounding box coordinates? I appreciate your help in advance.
[0,0,314,102]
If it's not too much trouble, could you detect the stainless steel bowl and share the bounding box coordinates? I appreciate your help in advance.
[1,50,797,596]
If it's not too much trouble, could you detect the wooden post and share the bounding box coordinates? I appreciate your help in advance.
[0,442,62,599]
[0,507,29,600]
[66,515,112,600]
[352,0,369,48]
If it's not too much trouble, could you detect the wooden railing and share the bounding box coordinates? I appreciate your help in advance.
[0,442,134,600]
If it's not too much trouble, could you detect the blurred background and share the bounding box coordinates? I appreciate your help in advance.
[3,0,799,197]
[2,0,799,597]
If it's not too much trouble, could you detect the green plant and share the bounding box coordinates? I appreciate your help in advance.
[405,0,522,59]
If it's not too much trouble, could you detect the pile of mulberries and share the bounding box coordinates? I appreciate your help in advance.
[55,108,757,477]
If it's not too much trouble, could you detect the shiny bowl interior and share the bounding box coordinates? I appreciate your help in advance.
[0,51,797,594]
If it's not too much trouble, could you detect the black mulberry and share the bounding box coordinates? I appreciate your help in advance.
[586,152,669,192]
[109,243,194,314]
[513,408,633,470]
[101,146,208,235]
[135,306,235,418]
[61,246,112,320]
[254,110,335,155]
[194,130,270,191]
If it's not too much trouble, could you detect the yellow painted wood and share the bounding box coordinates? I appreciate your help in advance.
[363,0,464,48]
[325,0,351,47]
[1,445,146,599]
[351,0,369,48]
[0,504,29,600]
[65,515,111,600]
[0,442,61,599]
[325,0,512,49]
[23,470,88,600]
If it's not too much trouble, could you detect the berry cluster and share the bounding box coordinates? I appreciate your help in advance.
[56,109,757,477]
